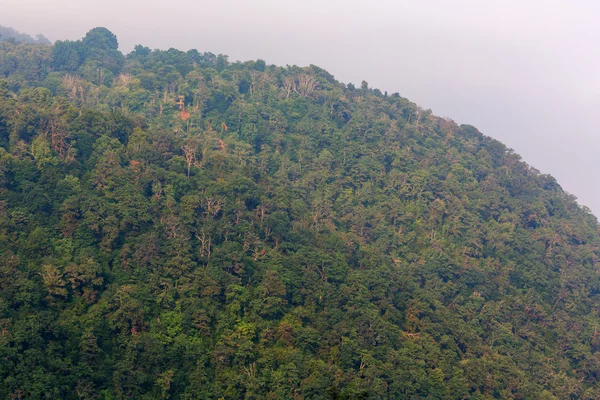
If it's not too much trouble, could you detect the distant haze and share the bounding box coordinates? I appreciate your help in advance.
[4,0,600,215]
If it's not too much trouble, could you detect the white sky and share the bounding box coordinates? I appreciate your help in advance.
[4,0,600,215]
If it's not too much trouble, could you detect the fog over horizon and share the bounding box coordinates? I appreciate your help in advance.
[5,0,600,215]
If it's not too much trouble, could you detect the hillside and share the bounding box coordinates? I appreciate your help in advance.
[1,27,600,399]
[0,25,50,45]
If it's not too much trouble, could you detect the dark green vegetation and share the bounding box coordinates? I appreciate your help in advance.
[1,27,600,399]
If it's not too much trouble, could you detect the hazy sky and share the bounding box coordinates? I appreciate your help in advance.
[4,0,600,215]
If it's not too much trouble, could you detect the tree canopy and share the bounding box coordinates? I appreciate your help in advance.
[0,27,599,399]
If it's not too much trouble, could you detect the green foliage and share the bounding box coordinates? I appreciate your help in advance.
[0,27,599,399]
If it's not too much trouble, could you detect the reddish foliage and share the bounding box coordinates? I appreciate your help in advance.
[129,159,141,172]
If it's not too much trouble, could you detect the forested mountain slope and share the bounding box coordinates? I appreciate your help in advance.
[1,27,600,399]
[0,25,50,45]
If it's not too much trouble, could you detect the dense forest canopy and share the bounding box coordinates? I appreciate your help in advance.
[1,27,600,399]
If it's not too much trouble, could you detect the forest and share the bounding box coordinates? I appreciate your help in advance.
[0,25,50,46]
[1,27,600,399]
